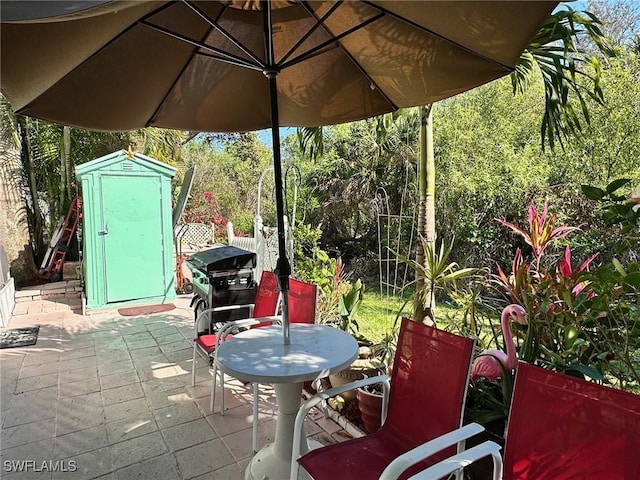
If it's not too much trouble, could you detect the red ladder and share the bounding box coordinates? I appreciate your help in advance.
[38,195,83,282]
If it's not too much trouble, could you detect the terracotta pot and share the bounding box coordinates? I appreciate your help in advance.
[328,358,383,400]
[356,386,383,433]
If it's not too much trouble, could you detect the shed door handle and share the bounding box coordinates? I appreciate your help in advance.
[98,228,108,236]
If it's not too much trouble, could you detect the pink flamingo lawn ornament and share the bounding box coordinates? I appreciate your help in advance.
[471,304,527,381]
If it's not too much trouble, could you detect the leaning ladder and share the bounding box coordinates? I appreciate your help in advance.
[38,195,83,282]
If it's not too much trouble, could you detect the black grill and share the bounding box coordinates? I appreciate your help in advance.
[187,246,257,332]
[186,245,256,273]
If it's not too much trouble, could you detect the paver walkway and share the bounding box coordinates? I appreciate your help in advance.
[0,286,351,479]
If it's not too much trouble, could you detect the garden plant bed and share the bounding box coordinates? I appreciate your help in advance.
[302,382,366,439]
[340,398,366,432]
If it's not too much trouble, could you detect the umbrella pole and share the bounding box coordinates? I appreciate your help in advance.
[263,0,291,345]
[268,74,291,346]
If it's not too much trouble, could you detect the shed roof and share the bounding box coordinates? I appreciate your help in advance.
[75,149,176,178]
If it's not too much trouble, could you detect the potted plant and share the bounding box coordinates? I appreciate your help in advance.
[327,279,384,400]
[355,380,385,433]
[355,326,398,433]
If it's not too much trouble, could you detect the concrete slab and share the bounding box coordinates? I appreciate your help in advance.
[1,294,359,479]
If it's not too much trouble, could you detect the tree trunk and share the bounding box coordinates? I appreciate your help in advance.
[424,105,436,323]
[414,105,436,326]
[59,126,71,208]
[17,115,45,266]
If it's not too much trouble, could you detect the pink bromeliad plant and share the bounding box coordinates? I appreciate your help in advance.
[470,189,639,427]
[558,246,598,298]
[489,202,603,379]
[497,201,578,270]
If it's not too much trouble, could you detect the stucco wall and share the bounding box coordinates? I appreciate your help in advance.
[0,144,35,286]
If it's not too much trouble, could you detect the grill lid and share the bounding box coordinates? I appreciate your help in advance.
[186,245,256,273]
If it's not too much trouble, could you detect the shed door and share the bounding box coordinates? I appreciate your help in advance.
[100,175,165,303]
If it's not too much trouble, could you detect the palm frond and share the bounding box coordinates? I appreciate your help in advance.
[513,6,616,149]
[296,126,324,160]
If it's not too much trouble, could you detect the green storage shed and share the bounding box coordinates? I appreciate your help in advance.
[76,150,176,309]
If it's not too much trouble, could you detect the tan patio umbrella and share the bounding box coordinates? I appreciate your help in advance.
[1,0,557,343]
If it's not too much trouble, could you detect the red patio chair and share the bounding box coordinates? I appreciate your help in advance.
[287,277,318,325]
[291,317,476,480]
[191,270,280,395]
[213,276,318,452]
[408,361,640,480]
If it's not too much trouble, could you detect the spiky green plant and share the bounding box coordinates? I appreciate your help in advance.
[394,237,478,325]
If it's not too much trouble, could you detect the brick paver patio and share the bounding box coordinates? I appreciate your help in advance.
[0,287,353,479]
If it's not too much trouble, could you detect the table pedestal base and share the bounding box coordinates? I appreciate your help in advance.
[245,382,309,480]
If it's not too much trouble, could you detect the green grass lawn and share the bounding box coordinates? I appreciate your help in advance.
[355,286,640,395]
[355,285,461,343]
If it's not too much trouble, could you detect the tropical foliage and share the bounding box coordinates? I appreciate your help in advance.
[179,191,228,239]
[465,188,639,425]
[488,202,604,379]
[292,223,364,335]
[181,133,275,234]
[434,49,640,272]
[514,5,615,149]
[393,238,478,325]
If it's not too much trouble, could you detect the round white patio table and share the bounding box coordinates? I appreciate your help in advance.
[215,323,358,480]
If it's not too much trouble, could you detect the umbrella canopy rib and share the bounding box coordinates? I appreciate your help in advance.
[293,1,398,112]
[11,3,168,119]
[278,0,342,67]
[279,10,385,70]
[140,20,263,70]
[184,0,266,69]
[146,24,214,128]
[363,0,514,73]
[193,50,262,70]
